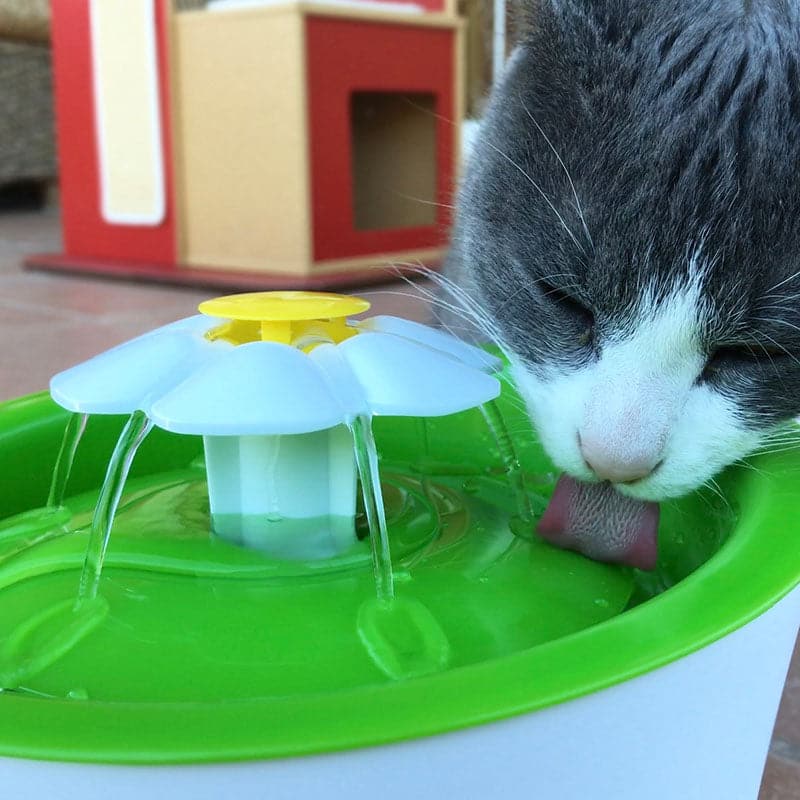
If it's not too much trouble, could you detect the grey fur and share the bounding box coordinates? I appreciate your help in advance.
[445,0,800,426]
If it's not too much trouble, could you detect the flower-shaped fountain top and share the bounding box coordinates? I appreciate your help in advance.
[50,292,502,569]
[51,290,501,434]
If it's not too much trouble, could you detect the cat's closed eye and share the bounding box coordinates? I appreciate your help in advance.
[536,279,595,345]
[700,343,792,381]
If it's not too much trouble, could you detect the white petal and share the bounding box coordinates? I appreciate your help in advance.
[148,342,345,435]
[49,316,227,415]
[338,332,500,417]
[308,343,370,420]
[356,315,503,373]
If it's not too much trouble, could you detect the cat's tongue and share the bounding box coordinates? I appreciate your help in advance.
[538,475,659,570]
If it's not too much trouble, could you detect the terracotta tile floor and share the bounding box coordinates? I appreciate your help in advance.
[0,210,798,797]
[0,210,434,400]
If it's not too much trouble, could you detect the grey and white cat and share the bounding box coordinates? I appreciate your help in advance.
[445,0,800,518]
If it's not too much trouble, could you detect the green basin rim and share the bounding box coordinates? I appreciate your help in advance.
[1,392,799,765]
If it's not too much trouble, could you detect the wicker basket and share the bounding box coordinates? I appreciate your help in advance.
[0,1,54,187]
[0,39,55,184]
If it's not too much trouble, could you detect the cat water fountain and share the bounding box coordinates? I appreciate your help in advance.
[0,291,799,800]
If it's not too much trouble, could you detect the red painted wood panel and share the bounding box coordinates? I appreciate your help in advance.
[306,18,455,263]
[50,0,176,265]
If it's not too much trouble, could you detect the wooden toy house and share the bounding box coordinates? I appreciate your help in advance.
[30,0,464,289]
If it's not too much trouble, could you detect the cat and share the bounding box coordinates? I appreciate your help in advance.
[442,0,800,565]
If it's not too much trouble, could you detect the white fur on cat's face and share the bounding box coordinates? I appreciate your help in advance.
[511,282,765,501]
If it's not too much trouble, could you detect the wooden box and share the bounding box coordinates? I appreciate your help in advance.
[34,0,464,289]
[173,3,463,278]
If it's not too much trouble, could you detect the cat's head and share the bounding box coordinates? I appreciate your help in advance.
[450,0,800,501]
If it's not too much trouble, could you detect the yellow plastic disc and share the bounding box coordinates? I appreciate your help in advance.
[199,291,371,323]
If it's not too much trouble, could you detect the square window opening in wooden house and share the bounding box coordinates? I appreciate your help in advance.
[350,91,438,232]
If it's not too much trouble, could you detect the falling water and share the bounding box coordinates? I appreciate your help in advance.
[349,414,394,603]
[47,413,89,508]
[415,417,436,502]
[349,415,452,679]
[75,411,153,605]
[0,413,87,562]
[480,400,535,538]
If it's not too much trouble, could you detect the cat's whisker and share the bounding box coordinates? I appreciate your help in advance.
[763,427,800,437]
[367,286,492,340]
[425,287,505,344]
[752,444,800,456]
[693,487,726,516]
[758,435,800,446]
[361,289,472,335]
[393,192,456,210]
[399,263,511,344]
[735,459,771,478]
[363,275,474,321]
[756,425,800,439]
[480,137,589,257]
[491,397,529,412]
[400,95,459,129]
[751,426,800,453]
[503,266,586,307]
[383,263,513,354]
[703,477,732,511]
[501,284,532,305]
[766,267,800,295]
[502,278,585,307]
[390,273,557,390]
[756,441,800,451]
[742,332,792,390]
[760,291,800,304]
[519,95,595,252]
[748,324,800,368]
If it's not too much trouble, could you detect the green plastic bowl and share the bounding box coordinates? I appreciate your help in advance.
[0,387,799,799]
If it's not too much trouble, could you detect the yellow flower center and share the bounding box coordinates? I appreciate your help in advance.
[199,291,371,349]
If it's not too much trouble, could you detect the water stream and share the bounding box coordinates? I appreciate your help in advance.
[47,413,89,509]
[0,413,87,563]
[75,411,153,605]
[349,414,394,603]
[480,400,536,538]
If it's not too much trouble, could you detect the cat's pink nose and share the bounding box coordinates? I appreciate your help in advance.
[579,432,661,484]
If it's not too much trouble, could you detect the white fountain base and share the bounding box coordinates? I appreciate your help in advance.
[203,427,357,558]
